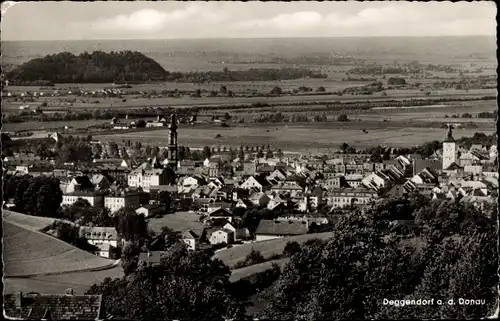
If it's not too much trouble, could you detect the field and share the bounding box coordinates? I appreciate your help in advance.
[4,219,117,277]
[94,122,496,152]
[213,232,334,268]
[229,258,289,282]
[3,209,58,231]
[147,212,206,236]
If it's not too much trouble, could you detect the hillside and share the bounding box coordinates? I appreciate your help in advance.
[3,220,117,277]
[5,50,169,85]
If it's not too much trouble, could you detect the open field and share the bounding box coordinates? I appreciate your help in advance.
[3,209,58,231]
[229,258,289,283]
[147,212,205,236]
[94,123,496,152]
[214,232,334,268]
[3,220,117,277]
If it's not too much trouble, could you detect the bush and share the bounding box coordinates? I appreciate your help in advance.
[283,241,301,257]
[337,114,349,122]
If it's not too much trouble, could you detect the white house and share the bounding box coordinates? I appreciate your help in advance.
[182,230,199,251]
[79,227,118,258]
[209,228,235,245]
[104,192,143,214]
[128,168,168,192]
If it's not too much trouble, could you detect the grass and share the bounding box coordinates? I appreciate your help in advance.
[2,209,57,231]
[214,232,334,268]
[3,221,116,277]
[147,211,205,236]
[229,258,289,283]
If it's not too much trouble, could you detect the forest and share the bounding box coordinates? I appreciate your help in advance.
[5,51,327,85]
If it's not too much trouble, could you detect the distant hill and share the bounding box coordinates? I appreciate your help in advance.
[5,50,169,85]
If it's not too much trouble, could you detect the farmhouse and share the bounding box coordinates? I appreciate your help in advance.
[79,226,118,258]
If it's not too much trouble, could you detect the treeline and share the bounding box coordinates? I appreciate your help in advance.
[169,68,328,82]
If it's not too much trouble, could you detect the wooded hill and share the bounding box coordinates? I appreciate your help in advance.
[6,50,328,85]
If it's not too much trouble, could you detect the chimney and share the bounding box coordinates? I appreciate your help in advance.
[65,288,74,295]
[15,292,23,307]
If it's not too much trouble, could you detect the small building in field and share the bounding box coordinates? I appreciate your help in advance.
[208,228,235,245]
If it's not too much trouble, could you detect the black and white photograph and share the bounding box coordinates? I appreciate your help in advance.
[1,1,498,320]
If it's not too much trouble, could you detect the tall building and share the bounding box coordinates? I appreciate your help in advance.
[168,114,178,170]
[442,125,457,170]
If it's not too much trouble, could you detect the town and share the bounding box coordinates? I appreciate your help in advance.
[2,1,498,320]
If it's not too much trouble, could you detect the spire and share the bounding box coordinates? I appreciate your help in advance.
[444,125,455,143]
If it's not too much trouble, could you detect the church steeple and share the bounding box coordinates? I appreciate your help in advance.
[168,114,178,170]
[444,124,455,143]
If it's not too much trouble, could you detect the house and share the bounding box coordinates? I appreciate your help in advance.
[135,204,164,217]
[325,187,378,209]
[255,219,308,241]
[208,208,234,222]
[270,181,304,195]
[249,192,271,207]
[208,228,235,245]
[240,175,271,192]
[223,222,251,240]
[65,176,94,193]
[62,192,104,207]
[207,201,232,213]
[235,198,254,209]
[104,192,146,214]
[267,169,287,181]
[345,174,364,188]
[182,230,199,251]
[3,292,104,321]
[90,174,110,191]
[79,227,118,259]
[128,167,169,192]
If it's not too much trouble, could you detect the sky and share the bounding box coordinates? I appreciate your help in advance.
[1,1,497,41]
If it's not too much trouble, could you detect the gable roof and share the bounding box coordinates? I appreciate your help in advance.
[255,219,308,236]
[4,293,103,320]
[208,207,233,217]
[79,227,118,241]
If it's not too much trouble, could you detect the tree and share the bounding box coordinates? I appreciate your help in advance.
[136,119,146,128]
[276,149,284,159]
[266,150,274,159]
[220,85,228,95]
[270,86,283,96]
[340,142,349,153]
[157,191,172,213]
[316,86,326,92]
[337,114,349,122]
[202,146,212,159]
[115,208,149,244]
[87,246,246,320]
[264,215,417,320]
[15,176,62,217]
[283,241,301,257]
[257,149,264,158]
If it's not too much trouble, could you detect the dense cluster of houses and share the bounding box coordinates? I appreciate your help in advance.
[3,127,498,260]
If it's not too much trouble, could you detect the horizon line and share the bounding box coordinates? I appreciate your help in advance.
[2,34,496,42]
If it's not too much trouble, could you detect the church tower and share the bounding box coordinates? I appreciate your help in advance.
[442,125,457,170]
[168,114,178,170]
